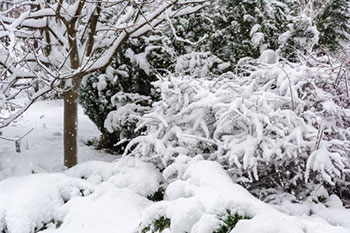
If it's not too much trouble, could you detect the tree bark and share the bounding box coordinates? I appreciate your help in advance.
[63,78,81,168]
[64,13,82,168]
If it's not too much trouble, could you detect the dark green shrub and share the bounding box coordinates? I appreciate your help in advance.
[214,209,251,233]
[141,216,171,233]
[147,187,165,202]
[79,39,159,153]
[316,0,350,52]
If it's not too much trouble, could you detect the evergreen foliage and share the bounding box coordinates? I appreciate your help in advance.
[173,0,301,70]
[79,39,159,153]
[316,0,350,51]
[79,0,308,152]
[147,187,165,202]
[214,210,251,233]
[279,14,319,60]
[141,216,171,233]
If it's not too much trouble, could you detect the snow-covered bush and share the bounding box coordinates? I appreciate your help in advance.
[79,39,159,152]
[79,0,319,155]
[65,157,163,198]
[0,174,94,233]
[214,209,251,233]
[141,216,171,233]
[125,54,350,195]
[102,92,152,152]
[138,158,349,233]
[279,14,319,60]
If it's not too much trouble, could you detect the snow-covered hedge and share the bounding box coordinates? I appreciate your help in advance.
[125,55,350,190]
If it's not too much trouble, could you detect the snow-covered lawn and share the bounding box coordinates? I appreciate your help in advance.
[0,100,349,233]
[0,100,115,180]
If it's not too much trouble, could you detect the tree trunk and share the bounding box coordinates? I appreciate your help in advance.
[63,79,81,168]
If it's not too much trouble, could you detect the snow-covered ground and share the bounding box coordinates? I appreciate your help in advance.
[0,100,349,233]
[0,100,115,180]
[0,156,350,233]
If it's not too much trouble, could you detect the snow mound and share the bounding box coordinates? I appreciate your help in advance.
[41,183,151,233]
[65,161,115,184]
[140,156,350,233]
[0,174,93,233]
[108,157,163,197]
[0,157,348,233]
[65,157,163,197]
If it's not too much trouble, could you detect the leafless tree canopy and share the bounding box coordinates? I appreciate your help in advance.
[0,0,208,128]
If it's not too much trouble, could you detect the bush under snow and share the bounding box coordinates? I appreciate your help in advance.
[0,157,349,233]
[125,55,350,193]
[138,156,350,233]
[0,174,94,233]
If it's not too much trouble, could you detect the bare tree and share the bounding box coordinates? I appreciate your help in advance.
[0,0,209,167]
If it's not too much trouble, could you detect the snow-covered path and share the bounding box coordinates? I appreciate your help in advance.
[0,100,115,180]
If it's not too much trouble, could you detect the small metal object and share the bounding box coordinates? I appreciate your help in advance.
[15,139,21,153]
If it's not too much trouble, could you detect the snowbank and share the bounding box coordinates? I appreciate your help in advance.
[139,156,350,233]
[0,157,349,233]
[0,174,93,233]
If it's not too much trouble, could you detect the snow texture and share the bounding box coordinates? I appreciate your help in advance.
[0,154,349,233]
[126,56,350,185]
[140,156,350,233]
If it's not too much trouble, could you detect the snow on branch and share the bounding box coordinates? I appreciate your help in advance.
[0,0,209,128]
[125,55,350,186]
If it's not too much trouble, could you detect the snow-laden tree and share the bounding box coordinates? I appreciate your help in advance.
[0,0,209,167]
[315,0,350,52]
[125,52,350,195]
[170,0,303,70]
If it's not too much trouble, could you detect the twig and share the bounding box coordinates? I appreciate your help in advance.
[278,64,295,112]
[0,127,34,142]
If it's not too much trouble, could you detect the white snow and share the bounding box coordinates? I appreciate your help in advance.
[0,173,94,233]
[0,153,349,233]
[0,100,115,180]
[40,183,151,233]
[0,100,349,233]
[258,49,278,64]
[140,156,350,233]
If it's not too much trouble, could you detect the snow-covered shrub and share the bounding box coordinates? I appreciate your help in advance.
[141,216,171,233]
[0,174,94,233]
[79,39,159,152]
[174,52,225,77]
[174,0,301,68]
[103,92,152,152]
[65,157,163,198]
[279,14,319,60]
[214,209,251,233]
[140,209,250,233]
[80,0,313,155]
[138,158,349,233]
[125,54,350,195]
